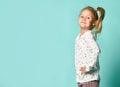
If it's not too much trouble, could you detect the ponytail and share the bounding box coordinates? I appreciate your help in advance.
[95,7,105,34]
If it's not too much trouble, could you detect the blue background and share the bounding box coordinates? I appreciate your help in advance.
[0,0,120,87]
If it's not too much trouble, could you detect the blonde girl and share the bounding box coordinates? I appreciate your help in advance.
[75,6,105,87]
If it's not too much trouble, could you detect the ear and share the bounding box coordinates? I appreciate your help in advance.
[92,23,95,26]
[92,20,97,26]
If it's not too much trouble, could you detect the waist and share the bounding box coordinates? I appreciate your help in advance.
[77,80,99,85]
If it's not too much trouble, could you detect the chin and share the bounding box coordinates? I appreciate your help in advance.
[80,25,86,28]
[80,26,89,29]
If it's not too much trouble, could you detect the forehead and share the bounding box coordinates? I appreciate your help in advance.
[80,9,94,16]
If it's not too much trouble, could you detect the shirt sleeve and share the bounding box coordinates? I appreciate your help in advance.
[85,34,100,74]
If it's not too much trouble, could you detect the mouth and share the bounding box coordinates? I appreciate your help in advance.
[81,22,86,24]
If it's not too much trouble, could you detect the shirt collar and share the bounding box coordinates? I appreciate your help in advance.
[79,30,91,38]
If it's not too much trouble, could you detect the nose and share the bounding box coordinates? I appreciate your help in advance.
[82,17,86,21]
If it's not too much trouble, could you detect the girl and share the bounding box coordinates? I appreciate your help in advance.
[75,6,105,87]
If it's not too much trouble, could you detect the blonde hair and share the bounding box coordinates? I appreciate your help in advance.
[80,6,105,34]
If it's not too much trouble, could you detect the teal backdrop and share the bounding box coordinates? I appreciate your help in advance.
[0,0,120,87]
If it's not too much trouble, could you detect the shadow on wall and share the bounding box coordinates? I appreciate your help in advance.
[108,51,120,87]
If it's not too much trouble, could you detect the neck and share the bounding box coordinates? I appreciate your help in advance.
[80,28,90,35]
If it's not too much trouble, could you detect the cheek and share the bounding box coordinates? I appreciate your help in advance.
[78,18,81,24]
[87,20,93,25]
[78,17,83,23]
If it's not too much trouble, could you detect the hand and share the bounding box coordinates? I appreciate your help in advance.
[80,66,86,75]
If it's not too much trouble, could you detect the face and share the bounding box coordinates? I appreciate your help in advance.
[78,9,95,30]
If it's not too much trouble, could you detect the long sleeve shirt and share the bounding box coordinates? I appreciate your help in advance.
[75,30,100,83]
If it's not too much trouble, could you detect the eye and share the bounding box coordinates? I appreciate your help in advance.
[80,15,84,18]
[87,17,91,19]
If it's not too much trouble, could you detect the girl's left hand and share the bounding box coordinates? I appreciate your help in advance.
[80,66,86,75]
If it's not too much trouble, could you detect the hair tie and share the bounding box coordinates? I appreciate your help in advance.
[94,8,98,12]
